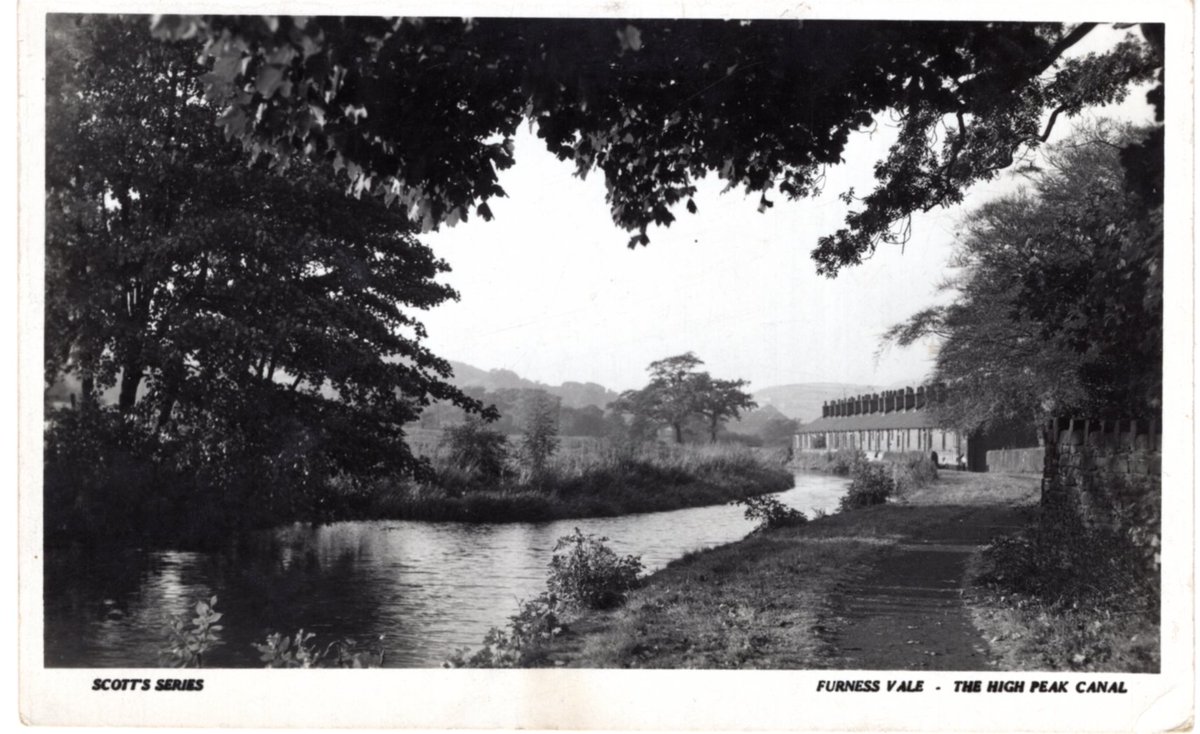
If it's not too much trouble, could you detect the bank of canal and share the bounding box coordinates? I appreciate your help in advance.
[541,472,1041,669]
[43,472,849,668]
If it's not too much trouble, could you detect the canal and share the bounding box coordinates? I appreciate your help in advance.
[44,472,849,667]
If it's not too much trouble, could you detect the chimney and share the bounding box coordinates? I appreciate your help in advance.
[905,387,915,411]
[916,386,926,410]
[822,401,829,418]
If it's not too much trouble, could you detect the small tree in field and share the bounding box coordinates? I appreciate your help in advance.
[611,353,756,444]
[442,417,508,480]
[693,373,757,443]
[519,391,560,477]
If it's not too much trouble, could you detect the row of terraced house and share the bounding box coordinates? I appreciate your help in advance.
[792,385,1035,471]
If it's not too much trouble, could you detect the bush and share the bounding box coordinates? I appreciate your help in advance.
[839,460,894,510]
[791,448,866,475]
[734,494,807,533]
[548,529,644,610]
[444,593,563,668]
[441,418,508,480]
[161,595,383,669]
[160,596,224,668]
[448,531,645,667]
[893,453,939,494]
[254,630,385,668]
[979,477,1160,615]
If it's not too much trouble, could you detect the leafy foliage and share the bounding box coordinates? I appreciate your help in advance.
[161,596,224,668]
[517,390,561,476]
[253,630,323,668]
[839,461,895,510]
[733,494,807,533]
[440,417,509,481]
[693,373,758,443]
[160,595,384,669]
[45,16,492,540]
[152,17,1159,274]
[611,353,755,444]
[978,474,1160,620]
[882,120,1163,431]
[447,530,644,667]
[548,529,644,611]
[254,630,385,668]
[444,593,563,668]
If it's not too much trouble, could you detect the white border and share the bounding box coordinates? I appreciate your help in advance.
[16,1,1196,730]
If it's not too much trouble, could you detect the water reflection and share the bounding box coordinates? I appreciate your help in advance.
[44,473,848,667]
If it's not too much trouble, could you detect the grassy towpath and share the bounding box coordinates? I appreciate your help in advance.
[543,471,1040,669]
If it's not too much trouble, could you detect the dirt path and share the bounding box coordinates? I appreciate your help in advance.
[542,472,1040,669]
[814,500,1029,670]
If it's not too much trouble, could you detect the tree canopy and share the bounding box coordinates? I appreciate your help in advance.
[148,16,1162,275]
[882,120,1162,432]
[45,15,489,537]
[611,353,756,443]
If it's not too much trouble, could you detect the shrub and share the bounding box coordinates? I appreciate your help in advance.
[444,593,563,668]
[448,531,645,667]
[441,418,508,480]
[893,453,939,494]
[809,448,865,475]
[839,460,894,510]
[980,476,1160,615]
[734,494,807,533]
[161,596,224,668]
[254,630,385,668]
[254,630,323,668]
[548,529,644,610]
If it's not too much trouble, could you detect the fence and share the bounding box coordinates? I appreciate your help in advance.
[985,447,1045,474]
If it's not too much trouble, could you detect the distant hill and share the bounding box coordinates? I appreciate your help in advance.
[446,360,619,409]
[751,383,881,423]
[727,403,791,434]
[441,364,886,420]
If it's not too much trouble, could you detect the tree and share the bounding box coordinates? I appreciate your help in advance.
[45,16,489,530]
[442,417,509,481]
[882,120,1162,432]
[692,373,757,443]
[152,17,1160,275]
[518,390,560,475]
[610,353,757,444]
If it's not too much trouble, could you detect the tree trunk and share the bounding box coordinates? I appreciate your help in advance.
[709,416,719,443]
[80,373,95,412]
[118,361,142,413]
[672,422,683,444]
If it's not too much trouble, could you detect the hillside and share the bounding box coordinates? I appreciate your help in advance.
[446,360,619,409]
[445,361,885,421]
[752,383,880,423]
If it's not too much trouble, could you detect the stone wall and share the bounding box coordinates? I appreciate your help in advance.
[1041,418,1161,533]
[986,447,1045,474]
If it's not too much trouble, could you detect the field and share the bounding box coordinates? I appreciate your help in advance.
[332,432,796,523]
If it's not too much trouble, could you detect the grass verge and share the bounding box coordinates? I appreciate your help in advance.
[538,472,1038,668]
[333,444,795,523]
[963,494,1161,673]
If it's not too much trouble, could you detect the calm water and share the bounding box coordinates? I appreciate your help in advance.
[44,473,848,668]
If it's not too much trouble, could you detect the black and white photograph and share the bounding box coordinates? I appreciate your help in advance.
[17,2,1194,729]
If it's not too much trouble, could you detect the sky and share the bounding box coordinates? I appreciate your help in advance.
[418,26,1155,395]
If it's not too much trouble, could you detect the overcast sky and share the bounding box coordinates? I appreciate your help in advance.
[420,26,1154,394]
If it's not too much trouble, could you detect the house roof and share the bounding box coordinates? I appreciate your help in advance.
[797,410,939,433]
